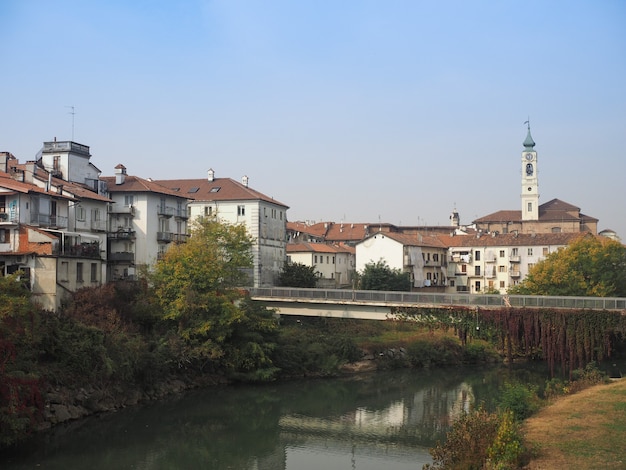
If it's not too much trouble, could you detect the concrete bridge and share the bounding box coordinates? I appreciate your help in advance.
[248,287,626,321]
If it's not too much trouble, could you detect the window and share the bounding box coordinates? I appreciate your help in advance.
[0,229,8,243]
[527,248,533,256]
[475,251,480,261]
[488,280,494,289]
[204,206,212,216]
[543,247,549,256]
[512,248,519,256]
[427,272,432,280]
[314,255,318,263]
[76,262,84,283]
[551,227,562,233]
[450,280,456,287]
[60,261,69,282]
[527,202,532,212]
[498,265,507,273]
[332,256,335,263]
[461,264,467,273]
[433,253,439,262]
[528,263,534,271]
[90,263,98,282]
[474,266,481,276]
[500,281,505,288]
[475,281,481,292]
[210,187,220,193]
[499,250,505,257]
[76,206,86,221]
[93,209,101,221]
[124,195,134,207]
[188,187,199,193]
[237,205,245,216]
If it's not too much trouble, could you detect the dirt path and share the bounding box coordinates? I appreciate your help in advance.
[523,379,626,469]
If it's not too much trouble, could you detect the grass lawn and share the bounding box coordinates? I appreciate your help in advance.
[523,378,626,469]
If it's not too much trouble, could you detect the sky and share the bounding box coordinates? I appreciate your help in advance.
[1,1,625,237]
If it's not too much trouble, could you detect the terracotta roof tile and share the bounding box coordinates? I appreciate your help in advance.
[152,177,288,208]
[100,175,187,199]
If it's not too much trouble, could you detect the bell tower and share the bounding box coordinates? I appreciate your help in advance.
[521,122,539,221]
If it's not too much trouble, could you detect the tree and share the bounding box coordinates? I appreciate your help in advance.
[150,218,278,378]
[509,235,626,297]
[277,262,317,288]
[358,260,411,291]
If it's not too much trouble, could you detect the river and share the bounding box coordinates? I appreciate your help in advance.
[0,365,553,470]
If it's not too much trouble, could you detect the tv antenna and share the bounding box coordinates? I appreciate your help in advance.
[66,106,76,140]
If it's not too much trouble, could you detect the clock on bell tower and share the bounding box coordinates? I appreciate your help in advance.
[521,121,539,221]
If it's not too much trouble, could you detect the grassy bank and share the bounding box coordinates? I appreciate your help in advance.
[523,378,626,469]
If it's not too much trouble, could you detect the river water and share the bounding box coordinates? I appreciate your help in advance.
[1,365,551,470]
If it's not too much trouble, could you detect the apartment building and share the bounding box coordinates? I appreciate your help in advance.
[286,242,355,288]
[101,165,190,281]
[155,169,288,287]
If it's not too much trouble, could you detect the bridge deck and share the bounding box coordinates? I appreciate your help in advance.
[249,287,626,311]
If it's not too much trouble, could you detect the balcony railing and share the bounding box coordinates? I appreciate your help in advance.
[109,252,134,262]
[175,209,189,219]
[157,231,173,242]
[57,241,102,259]
[108,205,135,215]
[172,233,190,243]
[510,271,521,278]
[109,229,136,239]
[30,214,68,229]
[0,212,18,223]
[510,255,521,263]
[157,205,174,217]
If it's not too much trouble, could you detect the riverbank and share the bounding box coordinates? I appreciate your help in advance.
[523,378,626,469]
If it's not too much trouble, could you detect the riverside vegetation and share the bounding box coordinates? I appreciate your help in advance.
[2,219,626,467]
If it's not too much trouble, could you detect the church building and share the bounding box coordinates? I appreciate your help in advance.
[473,124,598,235]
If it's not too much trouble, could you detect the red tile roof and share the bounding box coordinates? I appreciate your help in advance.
[100,175,187,198]
[287,242,355,254]
[153,177,288,208]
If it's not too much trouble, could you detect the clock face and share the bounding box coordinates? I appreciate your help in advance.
[528,187,532,191]
[525,153,533,160]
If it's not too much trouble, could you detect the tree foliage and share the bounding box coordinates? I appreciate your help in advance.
[151,218,278,377]
[509,235,626,297]
[277,261,317,288]
[358,260,411,291]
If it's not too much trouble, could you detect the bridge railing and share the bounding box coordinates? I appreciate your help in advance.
[248,287,626,311]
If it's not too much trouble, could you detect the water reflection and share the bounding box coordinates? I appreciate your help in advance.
[1,365,548,470]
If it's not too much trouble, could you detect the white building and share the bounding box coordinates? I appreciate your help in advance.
[101,165,190,281]
[286,242,355,288]
[356,231,449,289]
[1,148,108,311]
[155,170,288,287]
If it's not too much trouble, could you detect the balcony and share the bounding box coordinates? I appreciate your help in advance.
[510,255,521,263]
[58,241,102,259]
[31,214,68,229]
[157,205,174,217]
[172,233,189,243]
[108,205,135,215]
[157,231,173,242]
[109,252,134,262]
[109,229,136,239]
[174,209,189,220]
[0,212,18,224]
[510,271,521,278]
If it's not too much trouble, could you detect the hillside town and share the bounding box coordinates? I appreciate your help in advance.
[0,127,619,311]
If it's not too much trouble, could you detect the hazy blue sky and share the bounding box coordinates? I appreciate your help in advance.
[2,1,625,236]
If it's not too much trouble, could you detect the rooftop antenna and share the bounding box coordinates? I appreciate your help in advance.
[66,106,75,140]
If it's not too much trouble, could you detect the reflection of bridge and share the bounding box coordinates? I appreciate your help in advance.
[249,287,626,320]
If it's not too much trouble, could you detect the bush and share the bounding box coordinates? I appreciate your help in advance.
[425,407,528,470]
[497,382,540,421]
[407,336,462,368]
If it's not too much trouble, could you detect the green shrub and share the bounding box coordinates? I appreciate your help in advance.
[497,382,540,421]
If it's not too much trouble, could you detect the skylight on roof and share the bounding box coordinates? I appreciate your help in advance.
[210,187,221,193]
[188,187,199,193]
[172,187,180,192]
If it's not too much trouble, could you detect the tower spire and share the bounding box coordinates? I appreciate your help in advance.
[523,118,535,150]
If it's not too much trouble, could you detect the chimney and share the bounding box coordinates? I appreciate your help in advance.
[114,164,127,185]
[24,161,36,183]
[208,168,215,182]
[241,175,249,187]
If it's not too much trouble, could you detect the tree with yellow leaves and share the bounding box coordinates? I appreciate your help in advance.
[509,235,626,297]
[151,218,278,379]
